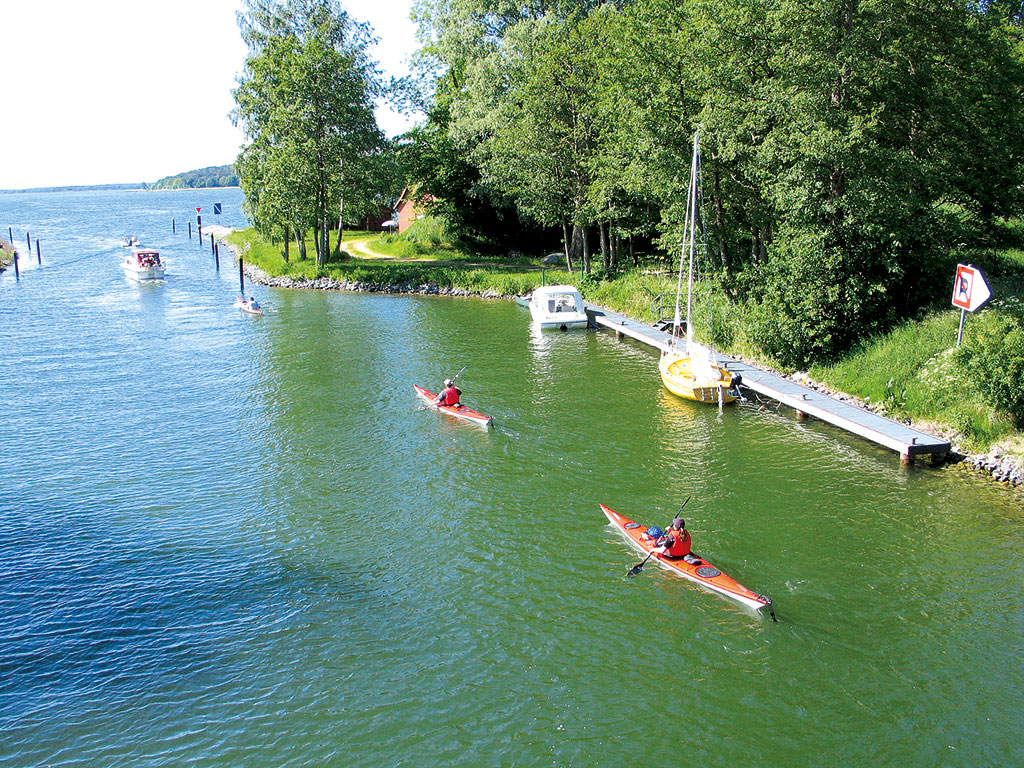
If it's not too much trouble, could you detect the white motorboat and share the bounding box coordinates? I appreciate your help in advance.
[527,284,589,330]
[122,248,165,281]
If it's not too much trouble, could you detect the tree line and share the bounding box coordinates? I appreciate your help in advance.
[150,165,240,190]
[233,0,1024,366]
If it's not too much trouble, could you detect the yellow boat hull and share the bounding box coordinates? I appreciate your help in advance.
[659,351,737,404]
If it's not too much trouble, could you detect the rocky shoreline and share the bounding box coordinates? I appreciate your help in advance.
[247,270,514,300]
[220,233,1022,491]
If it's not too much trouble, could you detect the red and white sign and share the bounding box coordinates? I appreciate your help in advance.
[951,264,991,312]
[196,207,202,213]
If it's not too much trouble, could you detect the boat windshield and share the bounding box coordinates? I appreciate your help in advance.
[549,294,578,312]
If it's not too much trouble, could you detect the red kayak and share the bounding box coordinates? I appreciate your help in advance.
[414,385,493,428]
[602,503,775,618]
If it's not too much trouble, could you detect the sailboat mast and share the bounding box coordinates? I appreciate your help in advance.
[685,134,700,345]
[672,134,701,343]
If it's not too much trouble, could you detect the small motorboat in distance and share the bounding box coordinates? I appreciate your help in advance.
[122,248,165,281]
[120,235,140,248]
[528,284,589,330]
[414,384,493,428]
[234,295,263,315]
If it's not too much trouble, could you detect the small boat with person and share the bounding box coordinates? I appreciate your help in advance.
[234,296,263,315]
[414,384,493,428]
[601,502,775,619]
[527,284,589,330]
[122,248,165,281]
[120,235,140,248]
[233,256,263,314]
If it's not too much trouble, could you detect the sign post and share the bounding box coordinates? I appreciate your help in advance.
[951,263,992,346]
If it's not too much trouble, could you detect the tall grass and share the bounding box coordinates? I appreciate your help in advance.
[808,311,1017,451]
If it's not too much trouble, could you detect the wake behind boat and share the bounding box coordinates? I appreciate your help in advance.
[414,384,493,428]
[122,248,165,281]
[601,503,774,618]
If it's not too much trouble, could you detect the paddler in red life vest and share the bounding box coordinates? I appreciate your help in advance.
[654,517,700,563]
[434,379,462,407]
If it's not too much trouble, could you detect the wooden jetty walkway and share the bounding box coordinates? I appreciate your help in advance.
[583,303,951,465]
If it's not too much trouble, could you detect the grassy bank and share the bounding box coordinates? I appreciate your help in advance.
[227,226,1023,461]
[226,228,556,297]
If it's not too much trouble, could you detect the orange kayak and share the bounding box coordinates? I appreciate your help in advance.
[601,503,775,618]
[414,385,493,428]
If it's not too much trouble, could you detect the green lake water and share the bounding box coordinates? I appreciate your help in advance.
[1,189,1022,766]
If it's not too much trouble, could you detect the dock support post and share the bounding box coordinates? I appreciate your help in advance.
[900,452,914,466]
[35,239,41,265]
[211,233,215,254]
[214,242,219,269]
[13,250,19,279]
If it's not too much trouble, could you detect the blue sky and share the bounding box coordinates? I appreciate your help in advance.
[0,0,419,190]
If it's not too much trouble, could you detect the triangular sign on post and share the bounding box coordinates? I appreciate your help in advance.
[951,264,991,313]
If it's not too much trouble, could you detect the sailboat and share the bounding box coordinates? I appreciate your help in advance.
[659,134,738,405]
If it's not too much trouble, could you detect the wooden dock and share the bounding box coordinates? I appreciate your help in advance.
[584,303,950,464]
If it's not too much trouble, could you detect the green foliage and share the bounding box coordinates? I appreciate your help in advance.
[150,165,239,190]
[407,0,1024,363]
[233,0,385,267]
[400,215,451,248]
[745,230,900,368]
[957,302,1024,425]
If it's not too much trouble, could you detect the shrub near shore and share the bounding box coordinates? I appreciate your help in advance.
[227,226,1024,483]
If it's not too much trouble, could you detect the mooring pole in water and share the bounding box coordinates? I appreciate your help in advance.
[197,211,202,242]
[35,239,41,265]
[188,222,192,240]
[8,227,12,244]
[26,232,30,251]
[239,257,245,295]
[214,242,220,269]
[13,249,19,279]
[172,218,176,234]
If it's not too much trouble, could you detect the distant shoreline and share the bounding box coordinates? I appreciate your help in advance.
[0,184,241,195]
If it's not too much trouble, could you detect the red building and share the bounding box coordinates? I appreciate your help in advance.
[394,187,435,233]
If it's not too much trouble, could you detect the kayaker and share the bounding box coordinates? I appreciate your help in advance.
[654,517,693,559]
[434,379,462,407]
